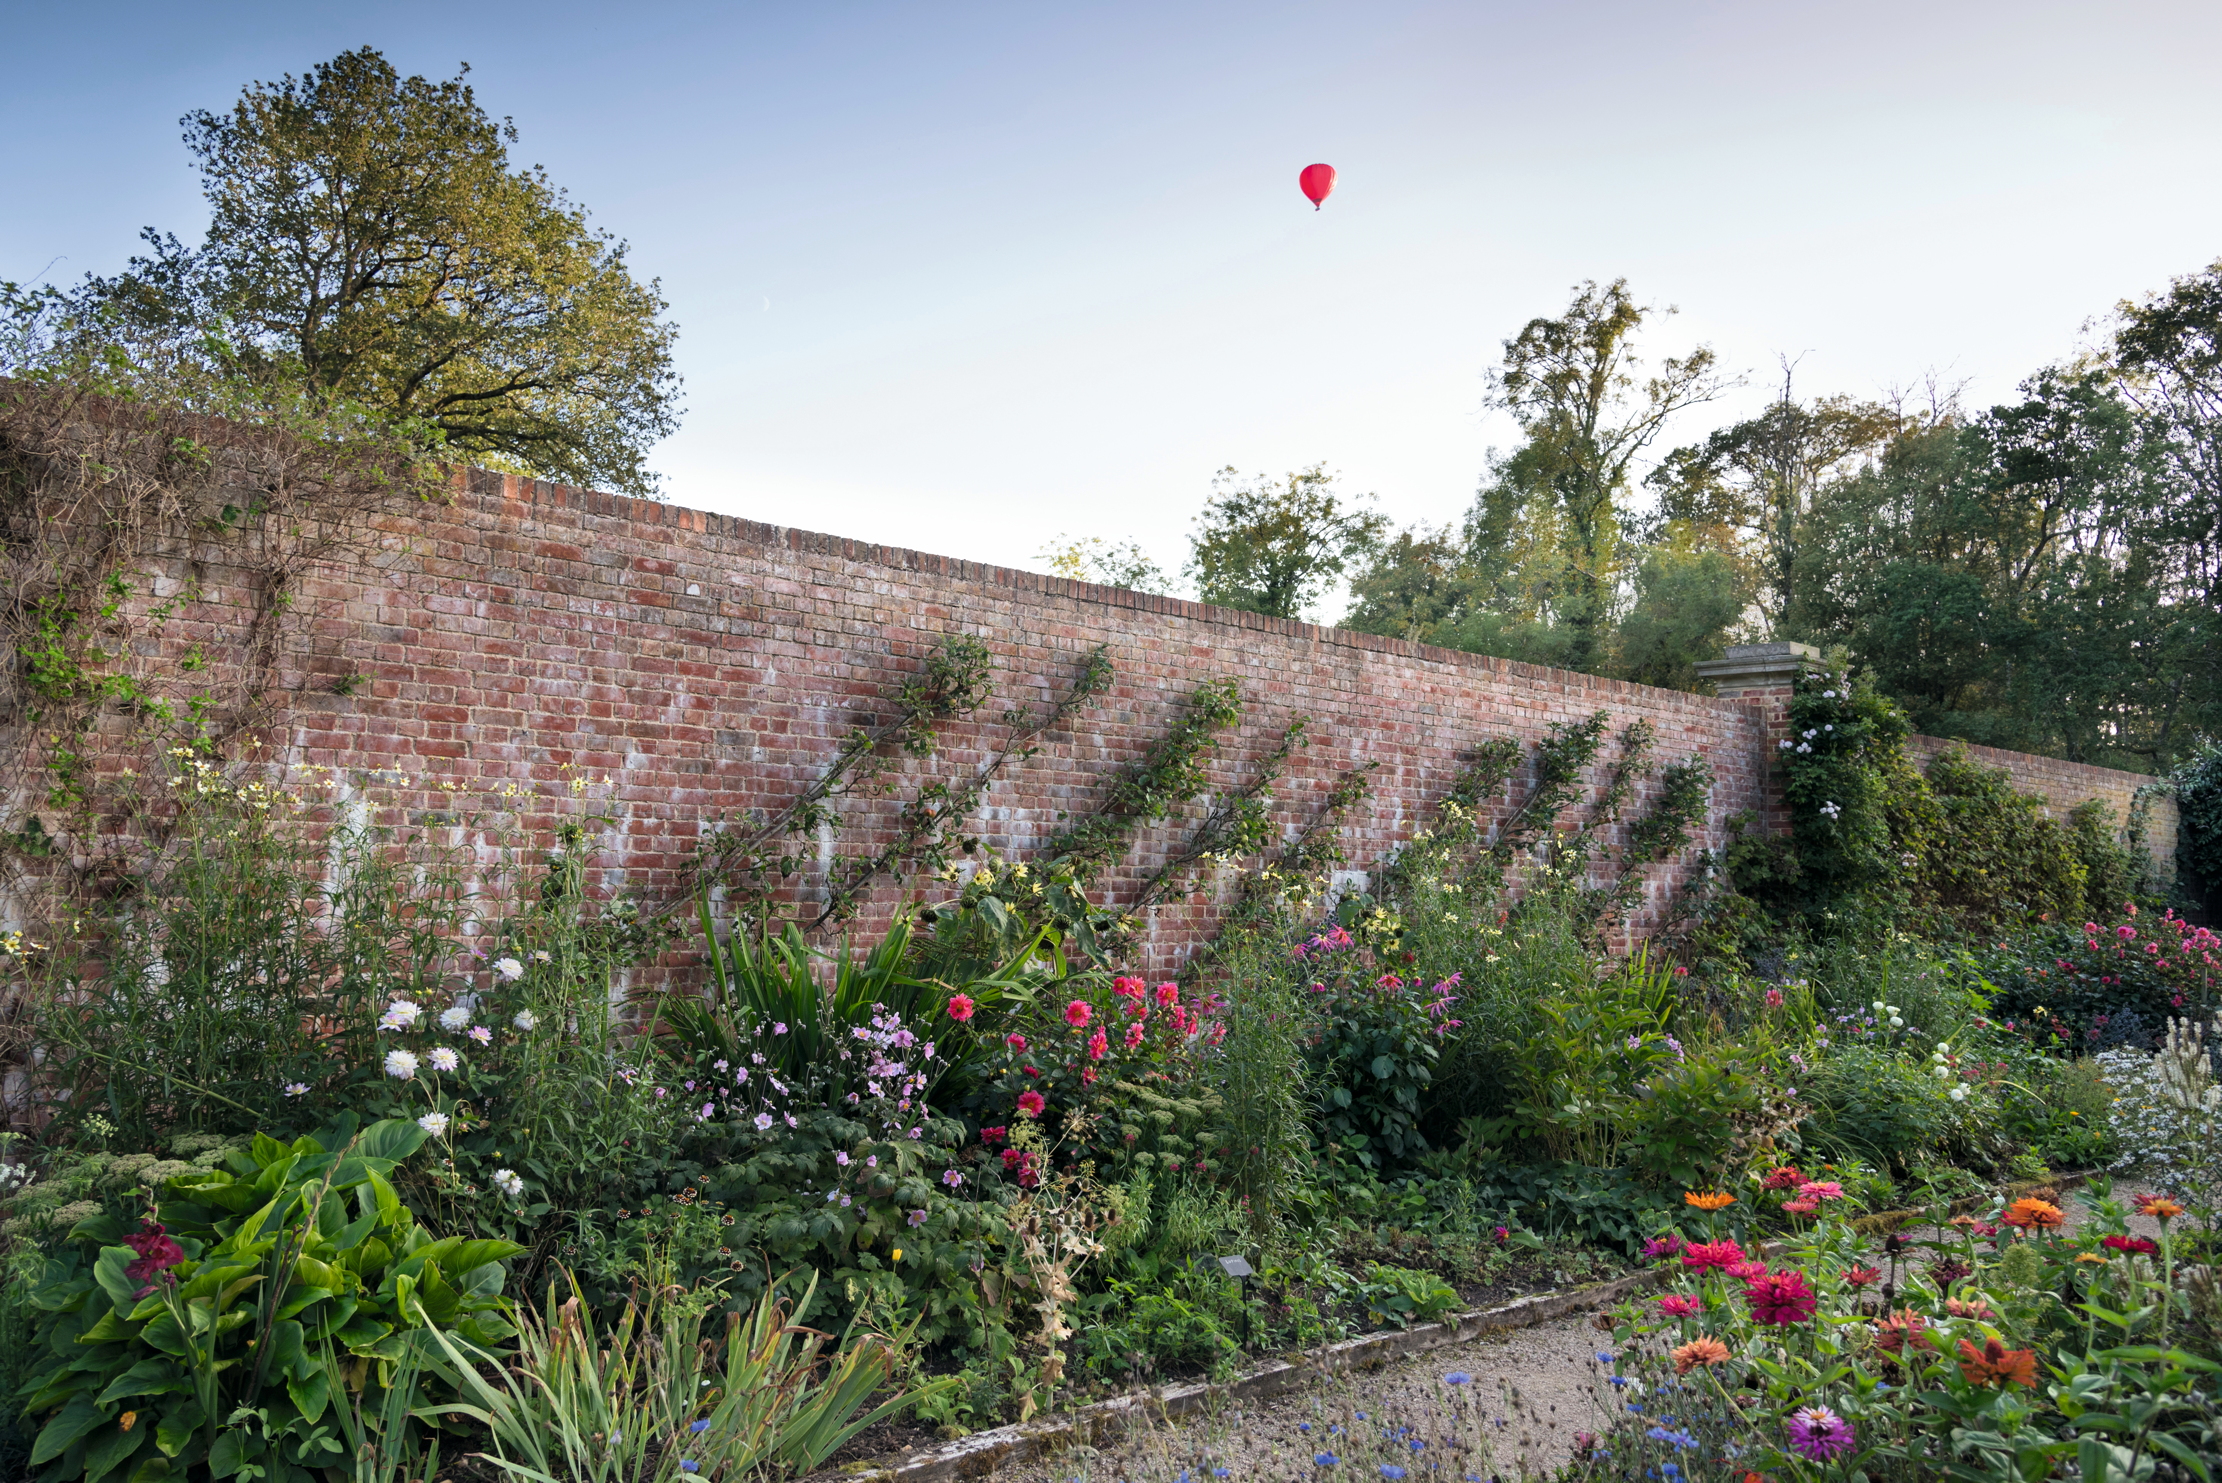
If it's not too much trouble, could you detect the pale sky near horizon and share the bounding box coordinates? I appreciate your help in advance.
[6,2,2221,610]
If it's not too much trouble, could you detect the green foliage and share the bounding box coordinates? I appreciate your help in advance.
[692,633,998,923]
[1075,1281,1241,1382]
[1355,1262,1461,1329]
[14,1118,519,1483]
[1898,744,2089,932]
[30,767,466,1146]
[433,1268,932,1483]
[78,47,680,495]
[2177,736,2222,918]
[1045,677,1242,880]
[1296,944,1448,1171]
[1185,465,1389,620]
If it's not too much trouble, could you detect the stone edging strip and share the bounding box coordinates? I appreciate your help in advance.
[837,1168,2106,1483]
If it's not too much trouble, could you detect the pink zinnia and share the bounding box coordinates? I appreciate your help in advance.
[1785,1405,1854,1461]
[1006,1033,1028,1051]
[1155,982,1180,1006]
[1744,1270,1820,1326]
[1087,1029,1109,1061]
[946,994,976,1022]
[1016,1090,1046,1118]
[1781,1197,1820,1216]
[1642,1233,1684,1260]
[1798,1179,1845,1201]
[1656,1294,1702,1317]
[1064,1000,1092,1028]
[1681,1239,1746,1271]
[1124,1021,1145,1050]
[1727,1260,1770,1281]
[1112,976,1146,999]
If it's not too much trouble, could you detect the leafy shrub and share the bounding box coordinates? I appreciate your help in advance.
[1977,907,2220,1050]
[1802,1042,1966,1174]
[434,1267,930,1483]
[1293,930,1451,1169]
[15,1117,519,1482]
[1619,1049,1771,1189]
[1357,1261,1461,1328]
[1076,1283,1240,1381]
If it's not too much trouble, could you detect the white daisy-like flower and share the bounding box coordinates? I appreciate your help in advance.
[494,957,525,982]
[513,1009,537,1031]
[493,1168,525,1198]
[438,1005,472,1031]
[427,1046,461,1073]
[417,1112,451,1136]
[379,999,423,1031]
[754,1112,775,1131]
[383,1049,419,1079]
[283,1082,309,1097]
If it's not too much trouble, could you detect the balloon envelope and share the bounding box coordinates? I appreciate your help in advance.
[1299,162,1336,209]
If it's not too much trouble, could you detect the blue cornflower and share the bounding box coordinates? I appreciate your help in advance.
[1597,1351,1616,1364]
[1443,1371,1472,1385]
[1663,1465,1680,1480]
[1315,1454,1339,1468]
[1608,1376,1630,1388]
[1355,1412,1366,1421]
[690,1420,712,1434]
[1380,1469,1405,1480]
[1409,1440,1425,1452]
[1178,1472,1190,1483]
[1213,1470,1231,1479]
[679,1464,699,1475]
[1625,1401,1643,1413]
[1299,1423,1312,1433]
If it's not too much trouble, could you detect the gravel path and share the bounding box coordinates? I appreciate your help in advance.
[1001,1178,2167,1483]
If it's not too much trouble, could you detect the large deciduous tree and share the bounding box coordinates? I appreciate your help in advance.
[85,48,680,496]
[1185,464,1388,620]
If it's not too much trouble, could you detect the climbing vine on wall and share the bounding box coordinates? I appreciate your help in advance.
[0,354,438,907]
[1732,661,2167,936]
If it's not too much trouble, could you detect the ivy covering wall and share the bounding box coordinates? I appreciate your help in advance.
[1727,663,2171,937]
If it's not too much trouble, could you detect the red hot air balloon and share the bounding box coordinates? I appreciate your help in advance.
[1299,162,1337,210]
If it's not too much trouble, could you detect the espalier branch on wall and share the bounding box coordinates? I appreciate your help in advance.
[0,466,2179,972]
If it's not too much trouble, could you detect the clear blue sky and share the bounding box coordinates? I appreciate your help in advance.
[7,2,2221,598]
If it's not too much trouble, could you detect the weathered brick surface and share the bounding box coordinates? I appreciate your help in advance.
[28,468,2176,971]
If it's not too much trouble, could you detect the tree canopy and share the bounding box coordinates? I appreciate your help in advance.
[48,47,680,496]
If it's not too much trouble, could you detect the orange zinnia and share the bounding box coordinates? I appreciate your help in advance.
[1875,1307,1936,1355]
[1672,1336,1732,1374]
[1957,1336,2037,1389]
[2000,1198,2064,1230]
[1685,1190,1736,1212]
[2133,1194,2185,1220]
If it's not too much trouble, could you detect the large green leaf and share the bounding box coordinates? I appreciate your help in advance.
[349,1118,431,1163]
[32,1394,110,1465]
[93,1246,149,1314]
[82,1411,152,1482]
[153,1399,203,1460]
[92,1360,184,1407]
[393,1237,524,1285]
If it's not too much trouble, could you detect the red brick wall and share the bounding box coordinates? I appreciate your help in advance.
[29,468,2177,971]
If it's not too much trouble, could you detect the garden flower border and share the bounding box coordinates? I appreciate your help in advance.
[831,1171,2098,1483]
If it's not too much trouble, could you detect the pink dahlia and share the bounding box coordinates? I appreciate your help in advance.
[1744,1270,1820,1326]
